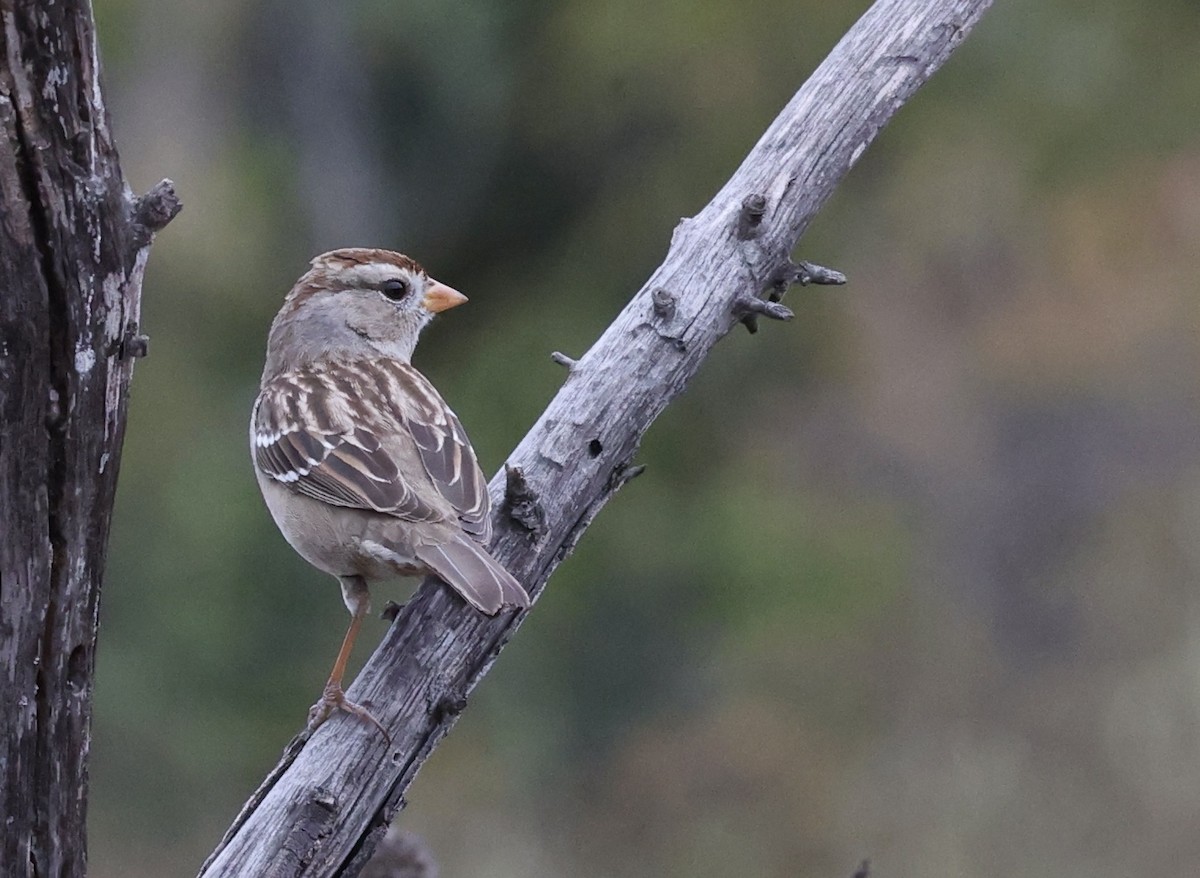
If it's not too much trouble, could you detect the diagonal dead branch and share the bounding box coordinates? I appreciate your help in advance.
[199,1,994,875]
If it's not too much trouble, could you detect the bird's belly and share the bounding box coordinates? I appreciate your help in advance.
[257,475,421,581]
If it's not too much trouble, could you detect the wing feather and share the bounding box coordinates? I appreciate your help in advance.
[414,535,530,613]
[252,361,492,533]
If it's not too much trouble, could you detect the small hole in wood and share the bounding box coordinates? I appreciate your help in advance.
[67,645,88,692]
[588,439,603,457]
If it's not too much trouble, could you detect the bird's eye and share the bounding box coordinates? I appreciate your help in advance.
[380,279,408,301]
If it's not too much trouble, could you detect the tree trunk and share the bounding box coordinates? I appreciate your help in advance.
[201,0,994,876]
[0,2,179,875]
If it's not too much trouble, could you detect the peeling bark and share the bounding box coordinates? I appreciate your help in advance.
[0,2,178,876]
[201,1,993,875]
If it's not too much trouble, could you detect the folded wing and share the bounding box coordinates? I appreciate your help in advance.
[253,361,490,533]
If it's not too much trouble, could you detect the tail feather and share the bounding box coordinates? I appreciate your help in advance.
[415,536,530,615]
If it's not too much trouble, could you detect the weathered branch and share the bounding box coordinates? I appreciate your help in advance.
[0,2,178,876]
[200,0,992,874]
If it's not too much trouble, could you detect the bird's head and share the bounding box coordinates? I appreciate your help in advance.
[264,248,467,376]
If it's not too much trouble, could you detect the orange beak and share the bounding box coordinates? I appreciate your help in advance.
[422,281,468,313]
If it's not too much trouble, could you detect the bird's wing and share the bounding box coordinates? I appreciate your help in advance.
[388,362,493,541]
[253,361,491,537]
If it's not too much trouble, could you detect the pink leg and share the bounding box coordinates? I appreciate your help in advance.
[306,576,390,744]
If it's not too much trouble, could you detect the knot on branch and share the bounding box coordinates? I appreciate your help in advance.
[129,179,182,249]
[282,785,340,865]
[432,693,468,722]
[504,464,547,538]
[45,387,64,430]
[736,193,768,239]
[645,288,688,352]
[651,287,677,321]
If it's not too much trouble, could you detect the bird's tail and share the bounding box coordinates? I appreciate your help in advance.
[414,535,530,615]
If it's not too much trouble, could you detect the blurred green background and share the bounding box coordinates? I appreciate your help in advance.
[88,0,1200,875]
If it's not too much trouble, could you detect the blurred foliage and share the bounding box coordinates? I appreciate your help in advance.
[87,0,1200,876]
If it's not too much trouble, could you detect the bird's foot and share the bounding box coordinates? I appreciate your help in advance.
[306,679,391,745]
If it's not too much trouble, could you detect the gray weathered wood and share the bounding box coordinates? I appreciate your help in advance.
[200,0,992,874]
[0,2,179,875]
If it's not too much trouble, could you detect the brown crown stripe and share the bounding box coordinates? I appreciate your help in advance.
[314,249,423,274]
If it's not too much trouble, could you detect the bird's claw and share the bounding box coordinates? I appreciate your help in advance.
[306,679,392,745]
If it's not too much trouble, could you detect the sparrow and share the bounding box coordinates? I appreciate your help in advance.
[250,248,529,736]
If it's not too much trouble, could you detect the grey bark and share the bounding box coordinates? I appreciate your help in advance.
[0,2,179,876]
[201,0,993,875]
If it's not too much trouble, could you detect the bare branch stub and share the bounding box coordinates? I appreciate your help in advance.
[733,295,796,334]
[734,258,845,332]
[768,259,847,301]
[736,193,768,239]
[120,325,150,359]
[608,462,646,493]
[550,350,578,370]
[129,178,182,249]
